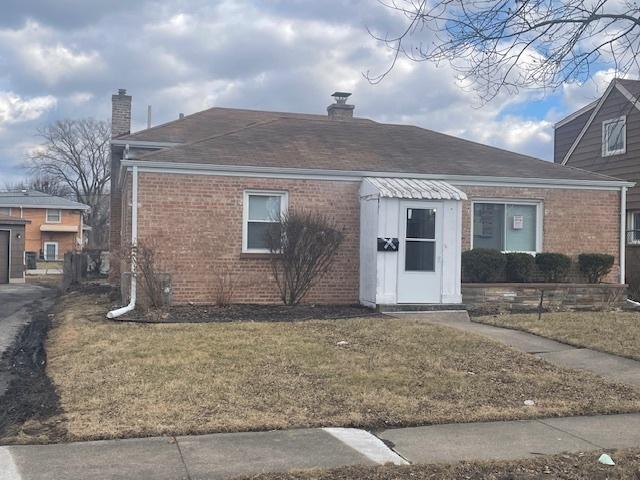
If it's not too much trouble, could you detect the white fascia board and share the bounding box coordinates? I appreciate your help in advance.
[110,139,183,148]
[561,80,617,165]
[554,99,599,129]
[122,159,634,190]
[614,83,640,113]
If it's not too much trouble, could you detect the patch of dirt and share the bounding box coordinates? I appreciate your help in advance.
[70,281,118,298]
[121,303,381,323]
[0,299,67,444]
[233,449,640,480]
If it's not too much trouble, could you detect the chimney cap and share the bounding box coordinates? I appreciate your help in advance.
[117,88,127,95]
[331,92,351,104]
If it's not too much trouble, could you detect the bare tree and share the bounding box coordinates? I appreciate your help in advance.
[370,1,640,101]
[4,174,72,197]
[266,210,344,305]
[28,119,111,248]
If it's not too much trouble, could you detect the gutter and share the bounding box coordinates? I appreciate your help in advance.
[620,186,627,284]
[107,165,138,319]
[121,159,636,190]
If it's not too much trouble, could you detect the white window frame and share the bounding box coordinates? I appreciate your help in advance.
[43,242,59,261]
[46,209,62,223]
[470,199,543,254]
[602,116,626,157]
[242,190,288,253]
[627,210,640,245]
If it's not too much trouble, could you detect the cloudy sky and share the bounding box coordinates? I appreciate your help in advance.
[0,0,621,184]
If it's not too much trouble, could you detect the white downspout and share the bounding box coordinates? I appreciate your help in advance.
[107,165,138,319]
[620,186,627,285]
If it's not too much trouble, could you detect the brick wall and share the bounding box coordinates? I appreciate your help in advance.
[127,172,361,304]
[460,186,621,283]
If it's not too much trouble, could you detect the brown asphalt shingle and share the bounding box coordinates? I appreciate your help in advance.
[135,115,620,182]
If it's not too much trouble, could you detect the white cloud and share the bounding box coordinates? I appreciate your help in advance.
[0,91,56,127]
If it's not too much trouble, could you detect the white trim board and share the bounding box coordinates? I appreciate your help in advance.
[122,160,633,190]
[561,80,640,165]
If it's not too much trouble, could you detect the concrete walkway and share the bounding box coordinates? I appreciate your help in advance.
[392,311,640,387]
[2,413,640,480]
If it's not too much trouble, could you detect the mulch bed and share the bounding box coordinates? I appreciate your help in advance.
[0,299,66,444]
[120,303,381,323]
[234,449,640,480]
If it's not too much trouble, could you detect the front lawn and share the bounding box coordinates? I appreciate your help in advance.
[475,311,640,360]
[3,292,640,444]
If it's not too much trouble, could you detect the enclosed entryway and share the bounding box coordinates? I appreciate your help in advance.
[0,216,29,284]
[0,230,9,284]
[359,178,466,308]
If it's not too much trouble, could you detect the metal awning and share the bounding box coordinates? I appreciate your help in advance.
[364,177,467,200]
[40,225,79,233]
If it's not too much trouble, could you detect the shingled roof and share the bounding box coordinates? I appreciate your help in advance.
[0,191,89,210]
[130,112,621,182]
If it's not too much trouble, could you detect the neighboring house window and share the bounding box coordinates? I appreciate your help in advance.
[46,209,62,223]
[602,116,626,156]
[0,207,10,215]
[243,191,288,252]
[628,211,640,245]
[472,201,540,253]
[44,242,59,261]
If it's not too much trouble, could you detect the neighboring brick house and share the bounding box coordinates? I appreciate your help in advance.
[554,78,640,244]
[110,89,631,308]
[0,191,89,262]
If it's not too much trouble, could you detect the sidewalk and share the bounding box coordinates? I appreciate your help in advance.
[392,311,640,387]
[2,413,640,480]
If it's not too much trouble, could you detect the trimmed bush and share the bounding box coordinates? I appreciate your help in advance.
[505,252,535,283]
[461,249,506,283]
[578,253,614,284]
[535,253,571,283]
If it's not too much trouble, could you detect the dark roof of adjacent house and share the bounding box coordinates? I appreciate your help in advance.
[129,112,621,182]
[0,215,30,225]
[0,191,90,210]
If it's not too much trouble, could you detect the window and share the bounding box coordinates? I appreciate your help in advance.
[602,116,626,156]
[44,242,58,261]
[405,207,436,271]
[627,211,640,245]
[473,202,540,253]
[242,191,288,252]
[46,209,61,223]
[0,207,10,215]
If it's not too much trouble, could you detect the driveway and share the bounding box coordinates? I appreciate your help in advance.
[0,284,56,396]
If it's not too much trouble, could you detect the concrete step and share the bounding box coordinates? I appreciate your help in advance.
[377,303,467,313]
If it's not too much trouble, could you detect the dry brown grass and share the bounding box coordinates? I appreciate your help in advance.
[475,311,640,361]
[8,293,640,443]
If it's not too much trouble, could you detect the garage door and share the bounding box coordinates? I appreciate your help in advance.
[0,230,9,284]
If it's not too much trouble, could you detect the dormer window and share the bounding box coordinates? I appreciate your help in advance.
[602,116,626,156]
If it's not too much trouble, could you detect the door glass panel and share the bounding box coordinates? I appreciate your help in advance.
[405,241,435,271]
[406,208,435,239]
[45,244,56,260]
[505,204,536,252]
[473,203,505,250]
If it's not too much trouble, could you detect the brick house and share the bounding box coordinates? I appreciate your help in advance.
[0,191,89,262]
[109,89,631,309]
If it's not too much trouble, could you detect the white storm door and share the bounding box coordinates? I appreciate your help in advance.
[397,201,443,303]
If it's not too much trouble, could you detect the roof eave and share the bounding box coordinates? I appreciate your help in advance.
[121,159,634,189]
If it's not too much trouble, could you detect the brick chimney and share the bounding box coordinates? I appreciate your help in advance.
[111,88,132,138]
[327,92,354,120]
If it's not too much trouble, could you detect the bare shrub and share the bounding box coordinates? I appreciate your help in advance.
[119,239,166,310]
[266,209,344,305]
[215,266,236,307]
